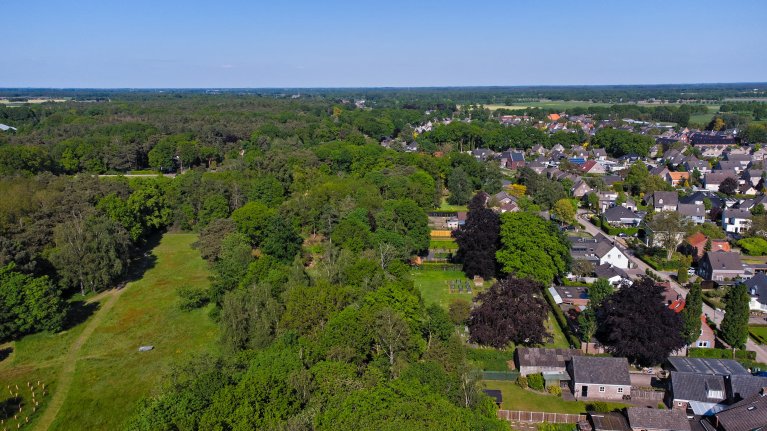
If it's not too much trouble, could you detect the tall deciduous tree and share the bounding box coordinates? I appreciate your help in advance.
[496,212,570,284]
[648,211,690,260]
[595,277,685,366]
[454,192,499,279]
[719,177,739,196]
[552,198,576,226]
[468,277,549,348]
[0,263,67,341]
[447,167,472,205]
[721,283,750,349]
[50,213,131,295]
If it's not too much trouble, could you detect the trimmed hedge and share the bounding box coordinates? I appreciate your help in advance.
[689,347,756,361]
[591,216,640,236]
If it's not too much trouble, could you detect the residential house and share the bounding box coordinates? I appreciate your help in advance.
[569,356,631,401]
[572,179,593,198]
[744,272,767,313]
[680,191,725,211]
[500,151,526,170]
[648,191,679,212]
[715,160,744,173]
[677,204,706,224]
[722,208,753,234]
[550,285,590,307]
[651,165,671,179]
[471,148,494,161]
[665,171,691,187]
[581,160,607,175]
[685,232,731,261]
[515,347,582,377]
[724,152,753,169]
[690,132,736,148]
[603,206,643,227]
[598,191,619,212]
[591,148,608,161]
[404,142,418,152]
[603,175,622,188]
[742,169,765,187]
[530,144,546,156]
[626,407,690,431]
[739,183,759,196]
[707,390,767,431]
[693,315,716,349]
[684,157,710,174]
[704,172,737,192]
[698,251,746,283]
[569,235,631,269]
[662,148,686,166]
[667,357,767,416]
[594,263,631,286]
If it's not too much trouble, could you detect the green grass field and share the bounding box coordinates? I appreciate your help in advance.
[546,313,570,349]
[438,197,467,213]
[412,268,485,310]
[482,380,627,413]
[0,233,218,431]
[688,105,720,126]
[430,238,458,251]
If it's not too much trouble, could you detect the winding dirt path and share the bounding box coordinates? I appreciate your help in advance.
[34,288,126,431]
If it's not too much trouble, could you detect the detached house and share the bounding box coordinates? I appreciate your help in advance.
[665,171,690,187]
[603,206,643,227]
[569,235,631,269]
[626,407,690,431]
[704,172,737,192]
[515,347,581,377]
[648,191,679,212]
[581,160,607,175]
[677,204,706,224]
[569,356,631,401]
[698,251,746,283]
[722,208,753,234]
[744,272,767,313]
[685,232,730,261]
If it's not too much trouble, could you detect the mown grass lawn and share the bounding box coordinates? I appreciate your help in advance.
[438,197,468,213]
[0,233,218,431]
[749,326,767,345]
[412,268,484,309]
[482,380,627,413]
[48,233,219,431]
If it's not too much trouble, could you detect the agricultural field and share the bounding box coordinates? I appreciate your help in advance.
[688,105,720,126]
[0,233,218,431]
[483,101,613,111]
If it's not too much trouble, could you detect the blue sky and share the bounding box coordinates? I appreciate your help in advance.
[2,0,766,87]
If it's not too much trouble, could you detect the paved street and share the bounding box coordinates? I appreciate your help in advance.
[576,210,767,364]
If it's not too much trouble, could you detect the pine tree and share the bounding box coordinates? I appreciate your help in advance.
[720,283,750,350]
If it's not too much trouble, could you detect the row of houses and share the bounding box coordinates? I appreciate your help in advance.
[514,349,767,431]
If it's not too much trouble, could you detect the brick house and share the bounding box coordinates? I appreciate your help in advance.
[569,356,631,401]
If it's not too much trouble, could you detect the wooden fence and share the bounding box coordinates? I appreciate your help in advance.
[497,410,586,424]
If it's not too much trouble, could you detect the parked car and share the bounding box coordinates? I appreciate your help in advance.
[687,267,695,275]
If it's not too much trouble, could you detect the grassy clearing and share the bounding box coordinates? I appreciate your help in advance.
[412,268,486,310]
[430,238,458,251]
[468,348,515,371]
[438,197,467,213]
[481,380,627,413]
[0,233,218,431]
[48,233,218,431]
[688,105,720,126]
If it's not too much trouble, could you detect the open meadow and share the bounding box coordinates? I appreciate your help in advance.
[0,233,218,431]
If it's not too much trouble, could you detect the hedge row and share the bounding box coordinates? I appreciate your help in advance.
[591,216,640,236]
[689,347,757,361]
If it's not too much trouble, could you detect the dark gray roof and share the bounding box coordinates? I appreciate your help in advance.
[603,206,641,222]
[705,171,737,184]
[626,407,691,431]
[667,357,750,375]
[745,272,767,306]
[594,263,628,280]
[723,208,753,220]
[651,191,679,207]
[554,285,589,302]
[571,356,630,386]
[703,251,745,272]
[730,374,767,401]
[670,372,728,403]
[589,412,631,431]
[713,392,767,431]
[678,204,706,218]
[515,347,582,369]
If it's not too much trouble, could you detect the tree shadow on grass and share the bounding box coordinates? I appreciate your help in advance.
[121,232,162,285]
[0,347,12,363]
[62,300,100,331]
[0,396,22,420]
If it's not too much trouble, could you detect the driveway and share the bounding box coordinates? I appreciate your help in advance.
[577,210,767,364]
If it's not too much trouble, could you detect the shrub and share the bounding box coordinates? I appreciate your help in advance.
[657,403,666,409]
[516,375,529,389]
[677,266,689,284]
[738,237,767,256]
[586,401,609,413]
[528,373,545,390]
[547,385,562,396]
[178,285,209,310]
